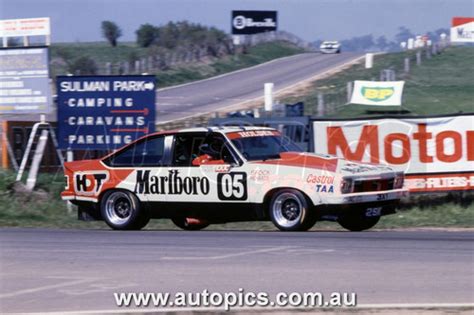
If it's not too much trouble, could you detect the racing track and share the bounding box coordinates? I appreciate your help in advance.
[155,52,363,123]
[0,228,473,313]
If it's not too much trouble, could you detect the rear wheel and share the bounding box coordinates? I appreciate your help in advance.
[338,214,380,231]
[101,190,149,230]
[172,217,209,231]
[269,189,316,231]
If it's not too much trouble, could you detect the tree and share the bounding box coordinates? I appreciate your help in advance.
[68,56,98,75]
[395,26,415,44]
[376,36,389,51]
[101,21,122,47]
[136,24,159,47]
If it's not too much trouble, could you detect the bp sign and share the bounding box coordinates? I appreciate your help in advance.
[57,75,156,150]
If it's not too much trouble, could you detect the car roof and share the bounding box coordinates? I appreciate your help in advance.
[149,126,275,137]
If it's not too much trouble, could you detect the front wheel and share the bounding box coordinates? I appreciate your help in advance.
[338,214,380,231]
[269,189,316,231]
[101,190,149,230]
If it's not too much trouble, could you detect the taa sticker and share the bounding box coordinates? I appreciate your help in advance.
[315,184,334,193]
[365,207,382,217]
[217,172,248,201]
[74,171,109,196]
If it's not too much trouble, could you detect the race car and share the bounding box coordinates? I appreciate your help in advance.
[319,41,341,54]
[61,126,407,231]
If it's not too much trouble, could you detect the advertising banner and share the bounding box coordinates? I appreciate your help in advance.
[350,80,405,106]
[232,10,277,35]
[451,17,474,43]
[0,17,51,37]
[0,47,51,114]
[57,75,156,150]
[313,114,474,192]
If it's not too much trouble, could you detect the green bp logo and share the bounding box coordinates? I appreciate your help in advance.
[361,87,394,102]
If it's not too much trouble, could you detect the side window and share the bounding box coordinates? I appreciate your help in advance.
[171,133,236,166]
[200,134,235,164]
[107,136,165,167]
[172,134,205,166]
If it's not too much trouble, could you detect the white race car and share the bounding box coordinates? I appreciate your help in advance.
[62,127,407,231]
[320,41,341,54]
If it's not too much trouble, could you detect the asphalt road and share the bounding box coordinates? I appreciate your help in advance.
[155,52,362,123]
[0,228,473,313]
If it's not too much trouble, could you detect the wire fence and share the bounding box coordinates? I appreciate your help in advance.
[92,31,313,76]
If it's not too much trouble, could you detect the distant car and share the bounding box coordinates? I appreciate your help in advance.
[320,41,341,54]
[61,127,407,232]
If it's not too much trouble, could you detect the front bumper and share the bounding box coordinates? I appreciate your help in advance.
[321,188,408,205]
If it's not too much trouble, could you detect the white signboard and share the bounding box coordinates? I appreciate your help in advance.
[350,80,404,106]
[313,114,474,192]
[0,17,50,37]
[451,17,474,43]
[0,48,51,113]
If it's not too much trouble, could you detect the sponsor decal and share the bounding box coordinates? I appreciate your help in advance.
[217,172,248,201]
[250,169,270,181]
[350,81,404,106]
[227,130,279,139]
[306,174,334,184]
[315,184,334,193]
[313,114,474,192]
[214,165,231,173]
[134,170,210,195]
[74,171,109,196]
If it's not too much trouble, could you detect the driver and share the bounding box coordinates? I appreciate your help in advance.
[192,138,225,166]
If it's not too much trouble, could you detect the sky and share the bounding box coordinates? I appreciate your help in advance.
[0,0,473,43]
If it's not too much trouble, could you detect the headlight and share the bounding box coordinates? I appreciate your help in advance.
[393,174,404,189]
[340,178,353,194]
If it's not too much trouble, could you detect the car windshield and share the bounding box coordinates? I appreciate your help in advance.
[229,133,303,161]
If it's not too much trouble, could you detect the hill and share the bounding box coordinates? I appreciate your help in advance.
[50,40,306,88]
[282,46,474,117]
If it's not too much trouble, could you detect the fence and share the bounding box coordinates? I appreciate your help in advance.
[92,31,312,76]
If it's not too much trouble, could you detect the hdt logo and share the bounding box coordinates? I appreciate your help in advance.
[74,171,109,195]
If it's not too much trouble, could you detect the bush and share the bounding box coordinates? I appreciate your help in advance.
[67,56,98,75]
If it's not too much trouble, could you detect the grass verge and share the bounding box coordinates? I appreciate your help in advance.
[51,41,305,88]
[1,170,472,230]
[282,46,474,117]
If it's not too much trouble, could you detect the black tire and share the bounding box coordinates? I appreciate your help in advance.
[100,190,150,230]
[172,217,209,231]
[338,214,380,231]
[269,189,317,231]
